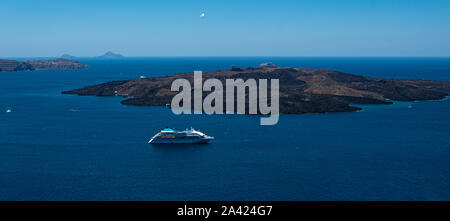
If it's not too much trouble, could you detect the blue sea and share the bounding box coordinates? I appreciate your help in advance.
[0,57,449,200]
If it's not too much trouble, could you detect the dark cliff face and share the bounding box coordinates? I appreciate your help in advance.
[0,58,87,72]
[62,67,450,114]
[26,58,87,70]
[0,59,35,72]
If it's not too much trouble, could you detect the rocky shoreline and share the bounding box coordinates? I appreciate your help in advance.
[62,65,450,114]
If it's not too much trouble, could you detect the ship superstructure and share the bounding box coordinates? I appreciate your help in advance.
[148,128,214,144]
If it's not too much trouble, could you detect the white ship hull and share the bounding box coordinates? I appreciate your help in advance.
[148,128,214,144]
[149,137,213,144]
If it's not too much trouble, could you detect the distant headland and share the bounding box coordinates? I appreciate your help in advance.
[96,51,125,59]
[61,51,125,59]
[62,64,450,114]
[0,51,126,72]
[61,54,77,59]
[0,58,87,72]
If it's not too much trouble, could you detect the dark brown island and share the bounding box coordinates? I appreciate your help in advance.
[62,65,450,114]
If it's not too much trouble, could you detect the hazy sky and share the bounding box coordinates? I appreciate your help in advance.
[1,0,449,57]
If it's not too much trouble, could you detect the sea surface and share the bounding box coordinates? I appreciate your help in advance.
[0,57,449,200]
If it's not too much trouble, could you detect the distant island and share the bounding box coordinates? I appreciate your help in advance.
[0,58,87,72]
[60,51,125,59]
[62,64,450,114]
[96,51,124,59]
[0,51,126,72]
[61,54,77,59]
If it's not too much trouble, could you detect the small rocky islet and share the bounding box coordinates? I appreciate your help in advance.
[62,64,450,114]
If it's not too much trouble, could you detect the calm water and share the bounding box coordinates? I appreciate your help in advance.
[0,57,449,200]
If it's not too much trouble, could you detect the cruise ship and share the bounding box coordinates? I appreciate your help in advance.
[148,127,214,144]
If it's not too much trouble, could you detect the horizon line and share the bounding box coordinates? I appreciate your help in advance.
[2,55,450,59]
